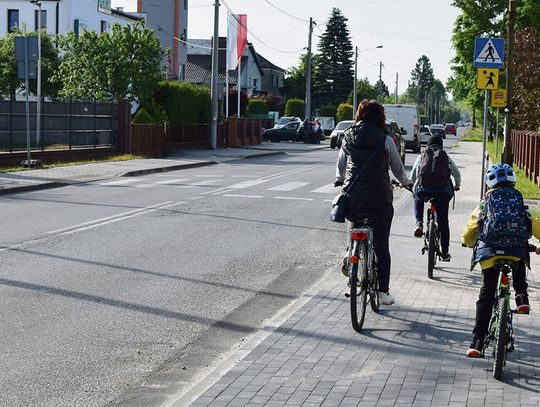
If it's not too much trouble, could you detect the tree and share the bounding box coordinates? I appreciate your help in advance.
[246,98,268,115]
[312,8,354,109]
[56,22,164,103]
[0,30,61,98]
[226,89,248,117]
[260,93,284,115]
[337,103,353,122]
[375,79,389,99]
[410,55,435,105]
[284,98,304,118]
[282,54,307,100]
[448,0,540,115]
[346,78,378,104]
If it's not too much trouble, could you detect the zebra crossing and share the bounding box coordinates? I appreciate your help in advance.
[94,174,336,200]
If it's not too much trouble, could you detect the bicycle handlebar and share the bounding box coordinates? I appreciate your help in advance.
[390,179,413,193]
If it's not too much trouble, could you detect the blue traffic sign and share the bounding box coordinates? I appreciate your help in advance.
[474,38,505,68]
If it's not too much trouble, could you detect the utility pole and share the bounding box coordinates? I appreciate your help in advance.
[352,46,358,119]
[502,0,516,165]
[31,0,42,147]
[209,0,219,149]
[394,73,398,103]
[304,17,313,119]
[378,61,383,99]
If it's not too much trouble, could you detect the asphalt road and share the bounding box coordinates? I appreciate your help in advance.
[0,132,461,407]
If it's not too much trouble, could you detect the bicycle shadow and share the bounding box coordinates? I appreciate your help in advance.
[429,266,482,288]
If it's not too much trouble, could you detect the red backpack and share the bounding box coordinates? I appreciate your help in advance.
[418,146,450,189]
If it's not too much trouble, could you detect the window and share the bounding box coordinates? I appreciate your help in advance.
[253,78,258,89]
[7,10,19,33]
[100,20,107,33]
[184,0,188,10]
[34,10,47,30]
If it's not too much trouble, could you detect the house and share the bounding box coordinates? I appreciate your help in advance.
[136,0,188,81]
[185,37,264,97]
[0,0,142,37]
[257,54,285,95]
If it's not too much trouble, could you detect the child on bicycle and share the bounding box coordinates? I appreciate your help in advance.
[410,135,461,261]
[462,163,540,358]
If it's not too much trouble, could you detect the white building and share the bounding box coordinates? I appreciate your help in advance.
[0,0,141,37]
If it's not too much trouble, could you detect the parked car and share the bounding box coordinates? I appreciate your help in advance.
[419,125,432,144]
[273,116,300,129]
[383,104,421,152]
[329,120,355,149]
[263,121,302,142]
[444,123,457,135]
[386,120,406,164]
[430,124,446,138]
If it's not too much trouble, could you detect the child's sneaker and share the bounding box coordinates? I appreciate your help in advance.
[414,222,423,238]
[466,337,484,358]
[515,294,530,314]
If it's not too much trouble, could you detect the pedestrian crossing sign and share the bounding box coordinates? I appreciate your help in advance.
[476,68,499,90]
[491,89,506,108]
[474,38,505,68]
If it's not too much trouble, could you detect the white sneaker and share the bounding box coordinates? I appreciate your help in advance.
[379,292,395,305]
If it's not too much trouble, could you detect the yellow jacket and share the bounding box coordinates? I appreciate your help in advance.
[462,204,540,269]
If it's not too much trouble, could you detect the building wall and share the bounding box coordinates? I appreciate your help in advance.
[261,68,284,94]
[139,0,187,80]
[241,49,262,96]
[0,0,138,36]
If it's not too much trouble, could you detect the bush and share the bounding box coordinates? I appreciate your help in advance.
[261,93,284,115]
[284,98,304,118]
[247,98,268,115]
[154,81,210,124]
[337,103,353,122]
[132,99,168,124]
[319,104,337,119]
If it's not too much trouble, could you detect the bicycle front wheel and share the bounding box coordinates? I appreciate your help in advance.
[427,220,437,279]
[493,297,508,379]
[350,240,368,332]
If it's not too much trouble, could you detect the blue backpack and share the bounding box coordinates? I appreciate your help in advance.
[479,187,531,248]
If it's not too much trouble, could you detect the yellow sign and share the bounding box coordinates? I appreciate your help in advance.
[476,68,499,90]
[491,89,507,108]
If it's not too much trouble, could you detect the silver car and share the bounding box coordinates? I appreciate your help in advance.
[419,126,432,144]
[330,120,355,149]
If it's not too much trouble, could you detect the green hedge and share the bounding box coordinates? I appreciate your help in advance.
[154,81,210,124]
[319,104,337,119]
[285,98,304,118]
[247,98,268,115]
[337,103,353,122]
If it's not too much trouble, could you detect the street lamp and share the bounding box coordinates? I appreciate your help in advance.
[353,45,383,119]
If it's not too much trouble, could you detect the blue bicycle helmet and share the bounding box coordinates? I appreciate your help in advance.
[484,163,516,188]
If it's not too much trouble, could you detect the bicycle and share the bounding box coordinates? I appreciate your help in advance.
[422,197,441,280]
[483,245,536,380]
[344,215,380,332]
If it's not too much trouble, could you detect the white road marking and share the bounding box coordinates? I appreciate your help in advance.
[231,175,260,178]
[324,199,333,202]
[310,183,335,194]
[154,178,188,185]
[46,201,182,235]
[223,194,263,199]
[100,178,142,186]
[274,196,313,201]
[268,182,310,191]
[194,175,224,177]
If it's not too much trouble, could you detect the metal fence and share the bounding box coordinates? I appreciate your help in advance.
[0,98,118,153]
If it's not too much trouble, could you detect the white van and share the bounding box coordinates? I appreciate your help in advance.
[382,104,421,153]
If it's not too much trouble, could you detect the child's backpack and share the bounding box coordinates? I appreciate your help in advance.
[479,186,531,247]
[418,146,451,189]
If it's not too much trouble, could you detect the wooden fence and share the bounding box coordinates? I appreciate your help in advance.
[512,130,540,187]
[130,119,264,157]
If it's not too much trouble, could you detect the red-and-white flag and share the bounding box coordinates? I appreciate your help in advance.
[227,13,247,70]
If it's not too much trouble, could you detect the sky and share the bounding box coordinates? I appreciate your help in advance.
[112,0,461,96]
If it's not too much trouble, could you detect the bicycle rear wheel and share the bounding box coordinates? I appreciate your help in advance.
[369,261,380,312]
[493,297,508,380]
[350,241,368,332]
[427,220,437,279]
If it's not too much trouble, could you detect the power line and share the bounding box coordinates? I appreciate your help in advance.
[261,0,309,22]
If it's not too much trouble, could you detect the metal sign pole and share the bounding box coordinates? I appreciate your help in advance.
[495,109,500,158]
[24,38,31,168]
[480,90,489,198]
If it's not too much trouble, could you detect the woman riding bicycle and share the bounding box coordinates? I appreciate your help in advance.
[462,163,540,357]
[334,99,410,305]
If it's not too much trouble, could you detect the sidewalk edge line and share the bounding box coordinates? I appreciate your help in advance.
[167,265,341,407]
[0,181,64,196]
[122,161,218,177]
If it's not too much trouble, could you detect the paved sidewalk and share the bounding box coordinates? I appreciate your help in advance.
[174,141,540,407]
[0,142,327,195]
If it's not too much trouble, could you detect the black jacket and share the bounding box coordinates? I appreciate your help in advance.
[342,120,391,204]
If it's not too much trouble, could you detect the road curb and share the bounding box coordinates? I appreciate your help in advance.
[241,151,287,159]
[122,161,218,177]
[0,181,64,196]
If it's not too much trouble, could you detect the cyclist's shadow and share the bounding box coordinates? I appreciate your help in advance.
[428,266,482,288]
